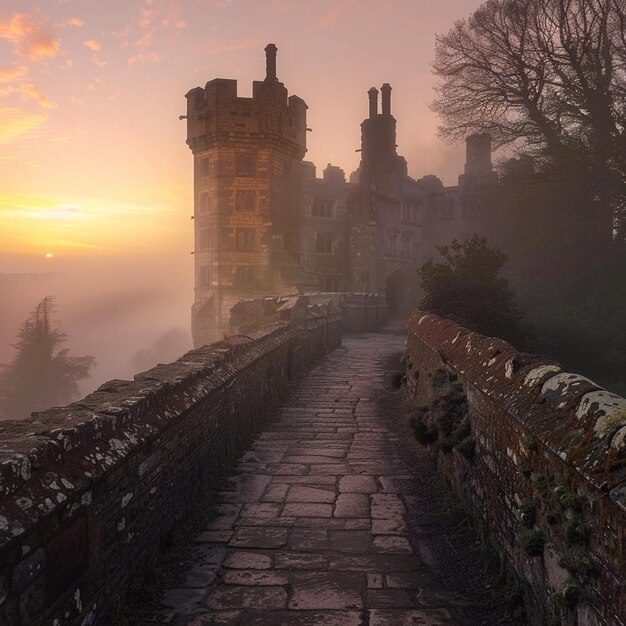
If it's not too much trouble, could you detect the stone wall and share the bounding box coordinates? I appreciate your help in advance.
[405,311,626,626]
[229,292,387,338]
[0,316,339,625]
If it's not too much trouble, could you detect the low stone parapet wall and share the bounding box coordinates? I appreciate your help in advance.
[405,311,626,626]
[0,318,334,625]
[229,292,388,339]
[306,292,388,333]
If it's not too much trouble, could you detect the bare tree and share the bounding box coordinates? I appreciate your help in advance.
[434,0,625,162]
[433,0,626,245]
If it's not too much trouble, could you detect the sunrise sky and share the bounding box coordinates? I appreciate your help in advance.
[0,0,488,269]
[0,0,485,391]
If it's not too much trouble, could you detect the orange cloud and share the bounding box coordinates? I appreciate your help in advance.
[0,13,60,61]
[62,18,84,28]
[0,107,48,143]
[139,7,154,30]
[128,51,163,66]
[1,83,58,109]
[83,39,101,51]
[0,65,28,83]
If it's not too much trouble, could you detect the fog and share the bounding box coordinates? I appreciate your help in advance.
[0,252,193,415]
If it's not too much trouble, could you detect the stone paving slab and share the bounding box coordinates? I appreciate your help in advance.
[142,331,495,626]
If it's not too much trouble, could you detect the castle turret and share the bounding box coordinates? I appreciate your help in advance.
[185,44,308,346]
[464,133,493,177]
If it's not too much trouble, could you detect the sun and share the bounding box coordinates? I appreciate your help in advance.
[45,252,54,259]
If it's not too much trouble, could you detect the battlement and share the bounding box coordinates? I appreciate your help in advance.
[185,45,307,155]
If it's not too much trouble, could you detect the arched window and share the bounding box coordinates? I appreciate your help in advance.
[235,190,256,212]
[235,229,255,251]
[237,154,255,176]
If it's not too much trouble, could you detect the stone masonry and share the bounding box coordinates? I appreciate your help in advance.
[146,330,511,626]
[185,44,498,345]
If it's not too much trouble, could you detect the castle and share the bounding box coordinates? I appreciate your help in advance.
[185,44,497,346]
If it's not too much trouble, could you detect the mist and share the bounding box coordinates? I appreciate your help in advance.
[0,251,193,416]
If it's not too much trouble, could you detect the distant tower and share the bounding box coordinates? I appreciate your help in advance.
[464,133,493,177]
[185,44,308,346]
[360,83,401,179]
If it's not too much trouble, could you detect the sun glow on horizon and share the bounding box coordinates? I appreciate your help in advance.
[0,193,185,256]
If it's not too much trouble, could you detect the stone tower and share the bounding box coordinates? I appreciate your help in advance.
[185,44,308,346]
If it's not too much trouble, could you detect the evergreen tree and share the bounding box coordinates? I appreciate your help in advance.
[0,297,95,419]
[419,236,524,343]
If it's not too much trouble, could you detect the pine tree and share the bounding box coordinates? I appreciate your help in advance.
[419,237,524,344]
[0,297,95,420]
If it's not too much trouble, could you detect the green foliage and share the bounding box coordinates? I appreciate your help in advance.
[0,297,95,420]
[519,500,536,528]
[419,236,524,343]
[564,519,590,547]
[531,474,549,497]
[517,528,546,557]
[521,435,538,451]
[555,579,583,610]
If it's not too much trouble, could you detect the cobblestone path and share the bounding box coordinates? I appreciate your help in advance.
[147,330,504,626]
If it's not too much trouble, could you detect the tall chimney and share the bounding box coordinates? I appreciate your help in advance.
[265,43,278,81]
[368,87,379,119]
[381,83,392,116]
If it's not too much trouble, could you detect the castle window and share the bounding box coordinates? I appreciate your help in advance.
[237,155,255,176]
[198,158,210,178]
[312,199,333,218]
[235,229,255,252]
[199,265,210,286]
[315,233,334,254]
[197,192,209,213]
[235,190,256,212]
[321,277,340,292]
[402,233,415,259]
[234,266,256,288]
[402,200,420,223]
[199,228,210,250]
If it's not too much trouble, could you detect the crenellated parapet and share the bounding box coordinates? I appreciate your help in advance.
[185,46,307,158]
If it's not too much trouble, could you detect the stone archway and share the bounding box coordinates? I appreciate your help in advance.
[385,269,410,315]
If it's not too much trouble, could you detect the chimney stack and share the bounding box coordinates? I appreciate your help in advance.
[368,87,378,119]
[265,43,278,81]
[381,83,392,116]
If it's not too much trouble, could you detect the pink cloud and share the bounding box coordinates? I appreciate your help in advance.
[1,83,57,109]
[83,39,101,52]
[312,5,343,30]
[128,51,163,66]
[0,13,61,61]
[0,65,28,83]
[62,18,84,28]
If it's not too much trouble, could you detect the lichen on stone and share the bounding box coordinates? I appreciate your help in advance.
[523,365,561,387]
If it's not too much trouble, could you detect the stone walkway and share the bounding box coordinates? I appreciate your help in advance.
[145,329,503,626]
